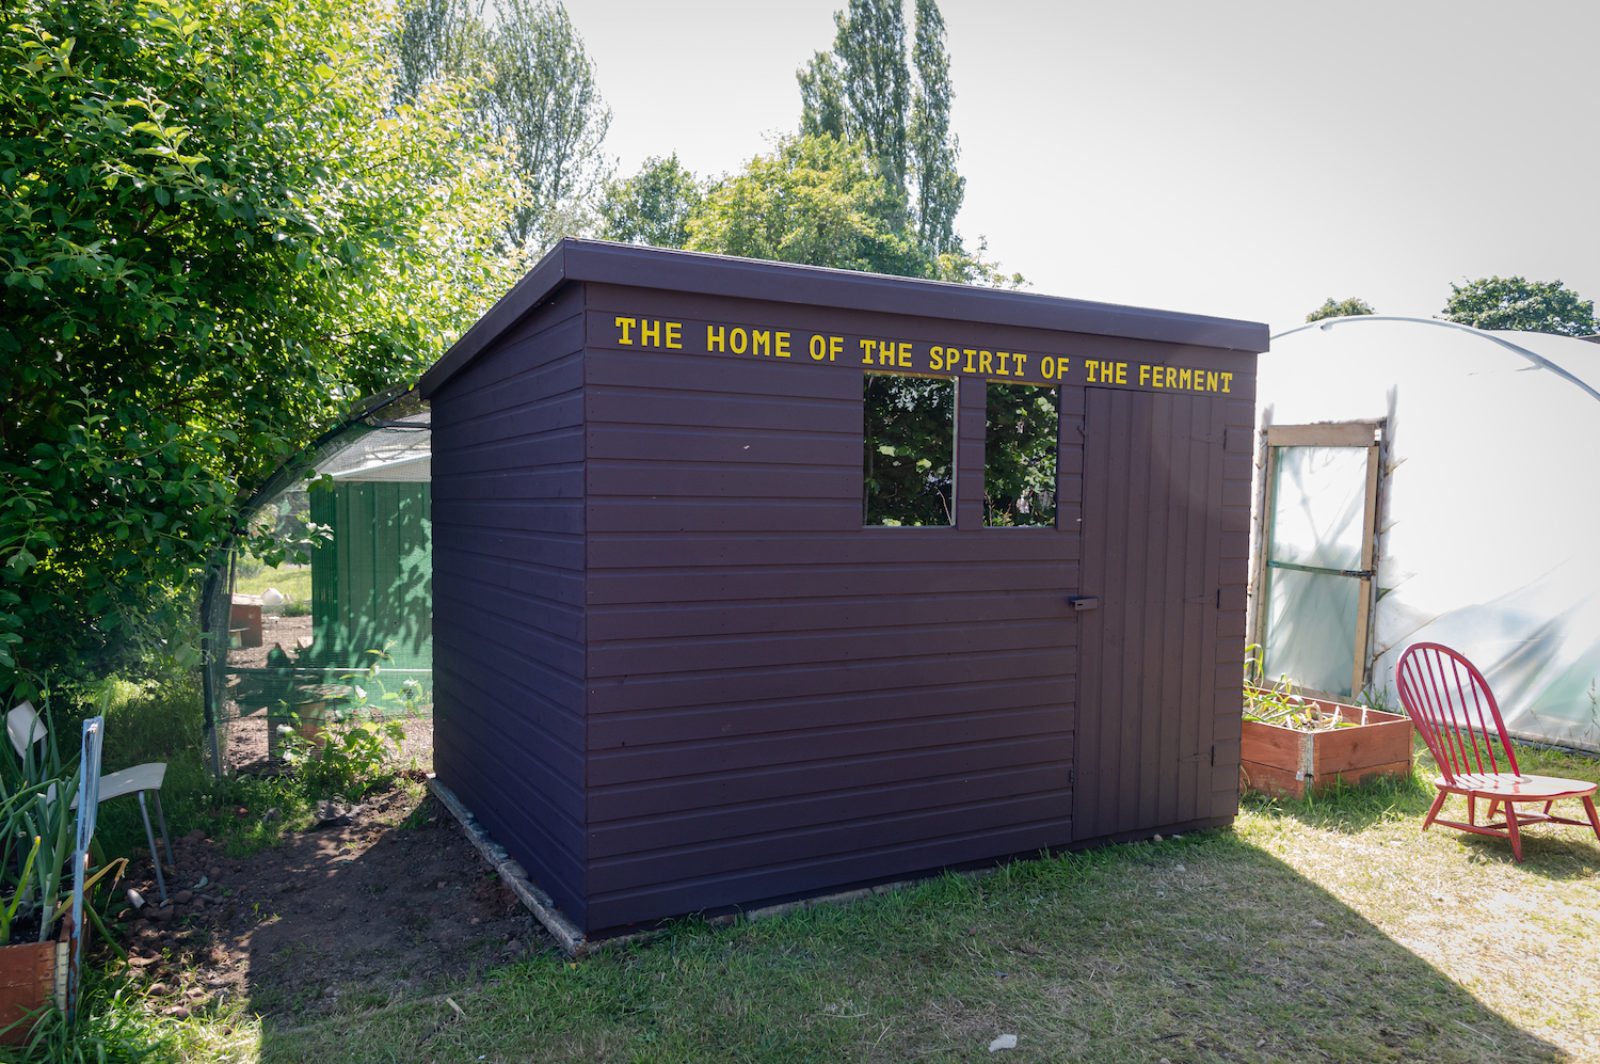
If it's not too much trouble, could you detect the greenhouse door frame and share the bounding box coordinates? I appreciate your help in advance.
[1251,420,1383,699]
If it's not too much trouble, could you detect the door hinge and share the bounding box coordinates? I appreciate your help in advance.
[1210,744,1216,767]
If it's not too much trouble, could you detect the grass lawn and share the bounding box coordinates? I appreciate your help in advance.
[162,743,1600,1064]
[233,560,312,604]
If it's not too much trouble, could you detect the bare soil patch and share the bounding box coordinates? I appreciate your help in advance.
[105,777,555,1023]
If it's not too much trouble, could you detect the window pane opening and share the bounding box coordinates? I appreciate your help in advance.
[863,373,955,526]
[984,381,1058,527]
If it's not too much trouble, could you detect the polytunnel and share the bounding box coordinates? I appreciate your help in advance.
[1251,315,1600,751]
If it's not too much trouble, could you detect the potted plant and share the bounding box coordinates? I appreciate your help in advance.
[0,703,124,1043]
[1240,650,1412,799]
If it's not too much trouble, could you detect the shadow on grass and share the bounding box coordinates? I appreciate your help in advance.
[256,830,1569,1064]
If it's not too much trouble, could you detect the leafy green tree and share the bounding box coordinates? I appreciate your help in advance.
[598,154,704,249]
[0,0,519,695]
[1440,276,1598,336]
[393,0,610,252]
[863,376,954,526]
[685,134,925,277]
[1306,297,1376,322]
[909,0,964,256]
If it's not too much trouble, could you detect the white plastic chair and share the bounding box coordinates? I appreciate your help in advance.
[6,701,173,905]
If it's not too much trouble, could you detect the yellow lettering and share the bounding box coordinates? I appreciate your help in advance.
[1114,363,1127,385]
[776,332,791,358]
[829,335,844,362]
[978,350,994,375]
[729,328,747,354]
[641,319,660,347]
[809,334,828,361]
[1013,352,1031,377]
[929,345,946,371]
[1221,371,1233,393]
[1139,364,1152,387]
[1206,370,1219,391]
[963,348,978,373]
[1180,368,1195,390]
[616,316,636,345]
[752,330,771,357]
[895,341,912,368]
[859,339,877,365]
[666,321,682,349]
[707,324,726,352]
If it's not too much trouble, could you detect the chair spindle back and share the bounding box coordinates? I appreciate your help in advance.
[1395,642,1519,783]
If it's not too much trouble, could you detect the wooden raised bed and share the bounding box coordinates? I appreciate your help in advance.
[0,938,66,1044]
[1241,693,1413,799]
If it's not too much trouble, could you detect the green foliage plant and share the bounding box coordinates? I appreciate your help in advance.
[1306,296,1376,322]
[0,0,521,698]
[1440,276,1599,336]
[279,653,413,801]
[598,154,704,249]
[1243,644,1346,732]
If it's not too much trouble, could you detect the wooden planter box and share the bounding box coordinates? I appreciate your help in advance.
[1240,693,1413,799]
[0,938,67,1044]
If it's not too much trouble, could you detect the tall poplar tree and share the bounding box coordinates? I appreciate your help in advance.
[393,0,610,253]
[909,0,963,256]
[799,0,964,259]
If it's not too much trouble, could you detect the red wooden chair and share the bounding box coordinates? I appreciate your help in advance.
[1395,642,1600,862]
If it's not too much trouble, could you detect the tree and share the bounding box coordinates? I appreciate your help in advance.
[1441,276,1598,336]
[908,0,963,256]
[598,155,704,249]
[0,0,520,695]
[1306,297,1376,322]
[799,0,966,253]
[392,0,610,253]
[685,134,925,277]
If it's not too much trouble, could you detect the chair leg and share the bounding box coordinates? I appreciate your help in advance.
[1582,796,1600,844]
[152,790,174,872]
[1504,801,1524,862]
[1422,791,1447,831]
[138,791,170,906]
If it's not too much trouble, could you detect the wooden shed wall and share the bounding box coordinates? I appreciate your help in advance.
[428,285,591,926]
[578,283,1244,932]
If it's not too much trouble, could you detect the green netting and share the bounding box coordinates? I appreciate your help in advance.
[201,390,433,774]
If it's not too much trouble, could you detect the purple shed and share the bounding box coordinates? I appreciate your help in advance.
[418,239,1267,939]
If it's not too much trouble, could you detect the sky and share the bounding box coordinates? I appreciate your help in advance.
[557,0,1600,335]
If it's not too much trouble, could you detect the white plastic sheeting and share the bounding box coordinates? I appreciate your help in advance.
[1257,317,1600,751]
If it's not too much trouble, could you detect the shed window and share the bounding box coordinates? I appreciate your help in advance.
[863,373,955,526]
[984,382,1059,527]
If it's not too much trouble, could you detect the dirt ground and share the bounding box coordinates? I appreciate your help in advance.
[109,755,554,1023]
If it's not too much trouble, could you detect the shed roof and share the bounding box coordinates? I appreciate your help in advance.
[418,239,1268,397]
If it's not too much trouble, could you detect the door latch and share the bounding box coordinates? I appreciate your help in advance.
[1067,596,1100,611]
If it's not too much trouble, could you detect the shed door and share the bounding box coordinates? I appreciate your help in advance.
[1252,422,1381,699]
[1073,388,1224,843]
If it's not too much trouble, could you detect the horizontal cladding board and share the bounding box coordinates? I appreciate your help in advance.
[430,528,583,574]
[434,662,586,772]
[586,533,1078,571]
[586,425,857,466]
[585,815,1073,933]
[585,498,859,534]
[441,766,587,924]
[589,762,1072,858]
[586,462,858,500]
[435,426,585,474]
[589,675,1074,749]
[435,604,584,678]
[586,589,1075,641]
[587,349,862,399]
[433,467,584,502]
[434,555,583,609]
[588,617,1072,678]
[586,390,859,434]
[435,392,585,451]
[588,731,1072,820]
[586,646,1075,716]
[435,361,584,431]
[433,500,583,536]
[436,728,584,847]
[431,308,582,398]
[588,705,1072,787]
[588,789,1072,895]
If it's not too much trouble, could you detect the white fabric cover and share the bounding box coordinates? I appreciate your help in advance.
[1258,317,1600,750]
